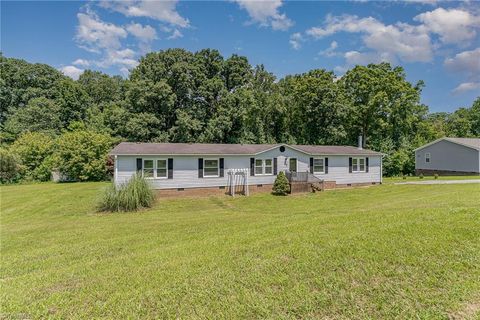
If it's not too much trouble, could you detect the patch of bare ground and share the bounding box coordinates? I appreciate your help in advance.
[449,295,480,320]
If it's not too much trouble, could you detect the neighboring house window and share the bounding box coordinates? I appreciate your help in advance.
[143,159,167,179]
[352,157,366,173]
[143,160,154,178]
[156,159,167,178]
[204,159,219,177]
[255,159,273,175]
[425,153,430,163]
[313,158,324,173]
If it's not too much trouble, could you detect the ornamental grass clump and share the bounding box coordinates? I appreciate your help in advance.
[98,174,155,212]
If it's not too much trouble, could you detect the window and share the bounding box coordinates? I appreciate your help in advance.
[156,160,167,178]
[204,159,219,177]
[255,159,273,175]
[143,160,154,178]
[143,159,167,179]
[352,157,366,173]
[425,153,431,163]
[255,159,263,175]
[313,158,324,173]
[264,159,273,175]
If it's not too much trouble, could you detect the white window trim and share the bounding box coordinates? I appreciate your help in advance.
[313,157,325,174]
[203,158,220,178]
[254,158,274,176]
[143,158,168,179]
[425,153,431,163]
[352,157,366,173]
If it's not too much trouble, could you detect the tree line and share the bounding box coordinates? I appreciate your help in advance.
[0,49,479,182]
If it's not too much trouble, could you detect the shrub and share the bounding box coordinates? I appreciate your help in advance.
[272,171,290,195]
[54,129,116,181]
[0,149,23,183]
[10,132,55,181]
[434,173,439,179]
[419,173,424,179]
[402,174,407,180]
[98,174,155,212]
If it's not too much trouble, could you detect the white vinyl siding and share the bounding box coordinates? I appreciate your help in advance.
[115,146,382,189]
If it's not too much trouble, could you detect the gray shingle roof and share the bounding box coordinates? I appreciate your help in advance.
[445,138,480,150]
[110,142,382,156]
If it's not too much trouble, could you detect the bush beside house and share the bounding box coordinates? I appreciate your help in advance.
[272,171,290,195]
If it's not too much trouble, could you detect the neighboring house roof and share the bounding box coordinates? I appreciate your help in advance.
[110,142,382,156]
[414,137,480,152]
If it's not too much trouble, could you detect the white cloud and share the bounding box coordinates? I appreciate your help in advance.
[414,8,480,44]
[60,66,84,80]
[76,9,127,52]
[445,47,480,93]
[126,23,157,42]
[319,41,339,57]
[444,48,480,76]
[101,0,189,28]
[344,51,396,65]
[167,29,183,40]
[235,0,293,31]
[306,14,433,63]
[289,32,304,50]
[452,82,480,94]
[72,59,90,67]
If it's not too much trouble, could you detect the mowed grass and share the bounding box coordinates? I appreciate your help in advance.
[1,182,480,319]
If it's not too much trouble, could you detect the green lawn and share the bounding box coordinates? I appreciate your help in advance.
[1,182,480,319]
[383,175,480,184]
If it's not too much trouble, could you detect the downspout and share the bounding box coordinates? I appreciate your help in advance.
[114,155,118,185]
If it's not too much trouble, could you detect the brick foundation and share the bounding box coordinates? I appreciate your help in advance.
[157,184,274,198]
[156,181,379,198]
[415,169,479,176]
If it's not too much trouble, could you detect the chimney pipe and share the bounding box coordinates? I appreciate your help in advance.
[358,135,363,149]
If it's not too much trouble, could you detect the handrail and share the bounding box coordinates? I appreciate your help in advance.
[285,171,322,183]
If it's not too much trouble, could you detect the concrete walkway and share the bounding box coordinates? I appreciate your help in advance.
[395,179,480,185]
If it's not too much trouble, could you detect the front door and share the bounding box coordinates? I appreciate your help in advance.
[289,158,297,172]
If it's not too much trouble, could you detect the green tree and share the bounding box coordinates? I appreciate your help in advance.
[340,63,425,149]
[53,130,115,181]
[78,70,125,105]
[10,132,55,181]
[3,97,62,141]
[0,148,23,183]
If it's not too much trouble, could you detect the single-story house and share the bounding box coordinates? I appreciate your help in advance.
[414,137,480,175]
[109,142,383,196]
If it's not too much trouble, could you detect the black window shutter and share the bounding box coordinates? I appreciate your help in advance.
[198,158,203,178]
[168,158,173,179]
[309,157,314,174]
[349,157,353,173]
[366,157,369,172]
[273,158,278,175]
[250,158,255,176]
[136,158,142,172]
[325,157,329,174]
[219,158,224,177]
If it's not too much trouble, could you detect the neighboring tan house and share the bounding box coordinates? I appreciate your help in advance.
[110,142,383,196]
[414,137,480,175]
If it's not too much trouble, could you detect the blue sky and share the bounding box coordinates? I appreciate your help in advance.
[1,1,479,113]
